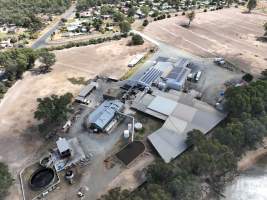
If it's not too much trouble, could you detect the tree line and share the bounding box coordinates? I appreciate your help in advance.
[0,0,71,32]
[0,48,56,99]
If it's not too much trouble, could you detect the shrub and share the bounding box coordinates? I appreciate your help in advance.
[143,19,149,26]
[242,73,254,82]
[204,8,207,12]
[131,34,144,45]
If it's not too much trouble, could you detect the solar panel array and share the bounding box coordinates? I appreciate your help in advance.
[138,67,163,87]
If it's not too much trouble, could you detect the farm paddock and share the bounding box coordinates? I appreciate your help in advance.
[144,8,267,74]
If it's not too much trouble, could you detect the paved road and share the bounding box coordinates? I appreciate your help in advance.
[31,4,76,49]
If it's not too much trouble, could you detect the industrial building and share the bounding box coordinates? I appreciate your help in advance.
[85,100,124,132]
[75,81,98,104]
[165,66,191,91]
[136,58,191,91]
[131,89,226,163]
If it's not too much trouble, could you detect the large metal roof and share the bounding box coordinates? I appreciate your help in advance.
[148,96,177,116]
[132,90,226,163]
[88,100,124,130]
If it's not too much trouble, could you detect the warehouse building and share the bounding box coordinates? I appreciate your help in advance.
[85,100,124,132]
[164,58,191,91]
[131,89,226,163]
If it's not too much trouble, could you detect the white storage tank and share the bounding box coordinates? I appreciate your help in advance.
[134,122,143,131]
[124,130,130,138]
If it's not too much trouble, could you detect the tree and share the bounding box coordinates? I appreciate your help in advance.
[93,18,103,31]
[131,34,144,45]
[98,187,130,200]
[113,11,125,22]
[242,73,253,82]
[247,0,257,13]
[225,0,233,7]
[127,7,136,17]
[142,19,149,26]
[34,93,73,134]
[119,21,131,33]
[0,162,13,199]
[140,6,150,17]
[186,10,195,27]
[261,69,267,79]
[167,173,201,200]
[264,22,267,36]
[38,49,56,70]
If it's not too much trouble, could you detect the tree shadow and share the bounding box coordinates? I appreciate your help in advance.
[256,36,267,42]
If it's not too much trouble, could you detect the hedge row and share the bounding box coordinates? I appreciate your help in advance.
[46,33,128,51]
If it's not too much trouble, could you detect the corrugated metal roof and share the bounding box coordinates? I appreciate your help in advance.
[78,83,96,98]
[88,100,124,130]
[148,96,177,116]
[56,138,70,153]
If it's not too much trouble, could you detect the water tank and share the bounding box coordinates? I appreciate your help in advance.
[158,82,167,90]
[124,130,130,138]
[134,122,143,131]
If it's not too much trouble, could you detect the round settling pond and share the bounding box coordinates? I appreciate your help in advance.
[29,167,55,191]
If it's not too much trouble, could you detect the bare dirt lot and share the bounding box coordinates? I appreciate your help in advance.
[144,8,267,74]
[0,39,152,200]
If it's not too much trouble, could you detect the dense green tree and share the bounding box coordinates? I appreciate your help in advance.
[0,48,38,80]
[98,187,130,200]
[34,93,73,134]
[182,131,237,178]
[242,73,254,82]
[140,6,150,17]
[113,11,125,22]
[0,0,71,31]
[0,162,13,200]
[119,21,131,33]
[38,49,56,69]
[93,18,103,31]
[213,121,245,156]
[247,0,257,13]
[261,69,267,79]
[264,22,267,36]
[142,19,149,26]
[127,7,136,17]
[131,34,144,45]
[167,173,201,200]
[146,161,175,184]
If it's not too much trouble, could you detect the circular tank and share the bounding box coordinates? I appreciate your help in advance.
[134,122,143,131]
[29,167,55,191]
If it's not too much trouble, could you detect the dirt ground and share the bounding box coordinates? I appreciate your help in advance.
[238,138,267,171]
[0,38,152,200]
[144,8,267,74]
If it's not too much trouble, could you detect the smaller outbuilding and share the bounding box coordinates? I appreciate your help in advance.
[56,137,72,158]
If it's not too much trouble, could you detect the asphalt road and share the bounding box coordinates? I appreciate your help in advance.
[31,4,76,49]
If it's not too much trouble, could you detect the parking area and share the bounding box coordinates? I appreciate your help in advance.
[144,8,267,74]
